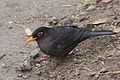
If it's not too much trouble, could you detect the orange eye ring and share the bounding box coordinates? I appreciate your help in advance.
[37,32,43,37]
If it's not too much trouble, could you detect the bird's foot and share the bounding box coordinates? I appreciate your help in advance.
[50,63,58,72]
[57,57,65,65]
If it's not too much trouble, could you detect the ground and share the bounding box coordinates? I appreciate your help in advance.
[0,0,120,80]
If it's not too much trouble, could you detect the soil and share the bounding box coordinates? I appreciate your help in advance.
[0,0,120,80]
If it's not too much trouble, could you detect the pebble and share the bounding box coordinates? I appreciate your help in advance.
[89,72,96,77]
[86,5,96,11]
[116,45,120,50]
[51,16,57,21]
[35,70,42,76]
[22,75,28,79]
[97,56,105,61]
[7,21,13,29]
[35,63,41,67]
[15,77,21,80]
[48,16,58,26]
[79,12,86,15]
[75,69,80,76]
[30,49,39,59]
[75,48,79,52]
[35,69,48,77]
[56,75,63,80]
[18,74,23,77]
[20,60,32,72]
[60,16,73,26]
[7,25,12,29]
[1,63,6,68]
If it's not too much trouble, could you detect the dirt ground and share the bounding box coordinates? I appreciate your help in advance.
[0,0,120,80]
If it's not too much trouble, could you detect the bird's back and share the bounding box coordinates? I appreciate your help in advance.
[37,27,86,57]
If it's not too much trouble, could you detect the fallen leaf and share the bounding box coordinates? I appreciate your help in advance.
[102,0,112,3]
[85,0,97,5]
[25,28,32,36]
[111,26,120,33]
[61,5,72,7]
[92,16,114,25]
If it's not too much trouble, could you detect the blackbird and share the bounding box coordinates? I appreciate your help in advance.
[26,26,117,57]
[26,26,117,70]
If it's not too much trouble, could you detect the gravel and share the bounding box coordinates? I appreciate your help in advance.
[20,60,32,72]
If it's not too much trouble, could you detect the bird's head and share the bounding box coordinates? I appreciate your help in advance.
[26,27,50,43]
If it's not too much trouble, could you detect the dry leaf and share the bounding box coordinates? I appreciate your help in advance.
[25,28,32,36]
[85,0,97,5]
[61,5,72,7]
[112,26,120,33]
[102,0,112,3]
[92,16,114,25]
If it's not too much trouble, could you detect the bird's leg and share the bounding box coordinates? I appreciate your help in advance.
[57,57,65,65]
[50,57,65,72]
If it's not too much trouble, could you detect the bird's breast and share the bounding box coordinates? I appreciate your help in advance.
[37,36,53,55]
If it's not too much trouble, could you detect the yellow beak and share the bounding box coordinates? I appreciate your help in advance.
[26,36,36,43]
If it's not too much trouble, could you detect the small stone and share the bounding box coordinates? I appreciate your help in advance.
[7,25,12,29]
[15,77,21,80]
[97,56,105,61]
[116,45,120,50]
[30,49,39,59]
[74,58,78,61]
[75,48,79,52]
[18,74,23,77]
[36,69,49,77]
[56,75,63,80]
[35,71,42,76]
[7,21,13,29]
[49,71,56,78]
[86,5,96,11]
[51,16,57,21]
[89,72,96,77]
[75,69,80,76]
[8,21,13,24]
[1,63,6,68]
[23,75,28,79]
[20,60,32,72]
[79,12,86,15]
[48,16,58,26]
[35,63,41,67]
[60,16,73,26]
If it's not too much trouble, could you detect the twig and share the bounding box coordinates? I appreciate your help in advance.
[92,68,120,77]
[0,54,6,60]
[104,71,120,75]
[95,68,108,77]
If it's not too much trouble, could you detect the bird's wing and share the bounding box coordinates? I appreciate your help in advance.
[48,27,85,54]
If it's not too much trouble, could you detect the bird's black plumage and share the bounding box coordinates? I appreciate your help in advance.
[29,26,117,57]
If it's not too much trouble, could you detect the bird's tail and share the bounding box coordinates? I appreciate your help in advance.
[81,30,117,41]
[88,30,117,37]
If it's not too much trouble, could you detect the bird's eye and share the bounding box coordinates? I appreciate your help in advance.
[37,32,43,37]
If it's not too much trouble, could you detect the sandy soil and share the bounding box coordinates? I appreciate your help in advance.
[0,0,120,80]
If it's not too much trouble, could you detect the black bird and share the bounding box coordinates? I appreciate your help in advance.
[26,26,117,69]
[26,26,117,57]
